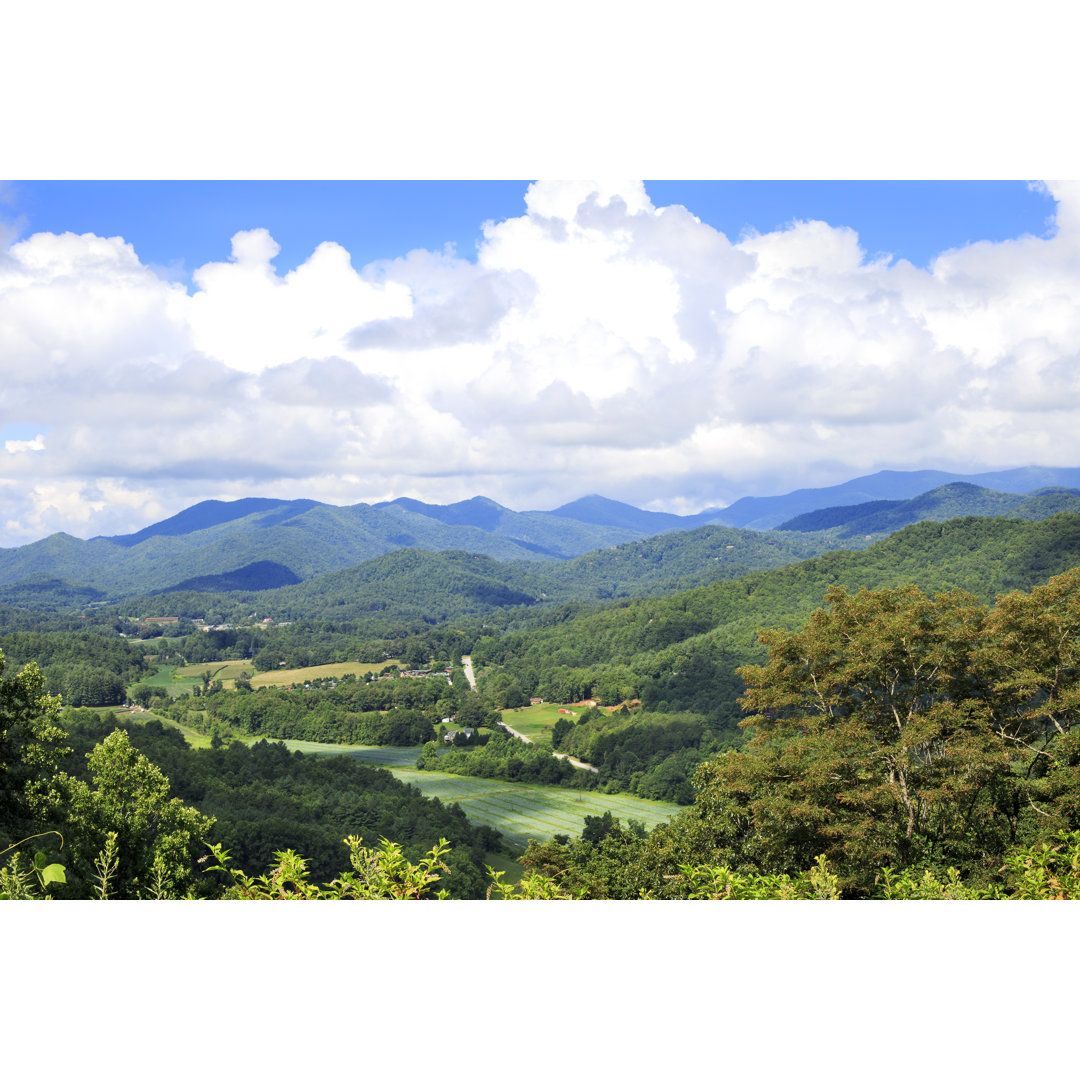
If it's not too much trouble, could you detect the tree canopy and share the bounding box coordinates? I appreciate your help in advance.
[628,569,1080,895]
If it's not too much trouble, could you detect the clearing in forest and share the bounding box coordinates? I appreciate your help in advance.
[387,767,681,849]
[172,659,397,690]
[249,660,395,688]
[499,702,586,746]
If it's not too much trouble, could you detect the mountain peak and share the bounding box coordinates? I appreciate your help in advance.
[379,496,509,532]
[94,498,323,548]
[551,495,689,532]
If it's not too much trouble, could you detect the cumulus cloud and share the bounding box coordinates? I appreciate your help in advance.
[188,229,413,373]
[4,179,1080,544]
[4,434,45,454]
[349,248,536,350]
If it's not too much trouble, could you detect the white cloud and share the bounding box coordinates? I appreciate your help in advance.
[5,180,1080,544]
[4,434,45,454]
[188,229,413,374]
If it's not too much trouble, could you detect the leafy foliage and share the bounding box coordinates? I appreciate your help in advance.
[430,730,596,787]
[61,714,503,898]
[0,651,68,847]
[0,833,67,899]
[57,729,216,899]
[208,835,453,899]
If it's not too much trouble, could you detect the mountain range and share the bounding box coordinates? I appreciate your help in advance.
[4,465,1080,607]
[775,482,1080,538]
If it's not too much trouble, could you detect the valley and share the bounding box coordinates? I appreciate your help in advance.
[5,467,1080,899]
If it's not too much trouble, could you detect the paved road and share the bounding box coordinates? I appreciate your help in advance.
[498,719,533,744]
[553,751,600,773]
[462,654,600,773]
[460,654,478,691]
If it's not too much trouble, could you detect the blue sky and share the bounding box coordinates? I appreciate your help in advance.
[3,180,1058,282]
[4,177,1080,546]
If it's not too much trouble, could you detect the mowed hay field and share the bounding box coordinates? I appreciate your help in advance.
[388,768,682,850]
[173,659,398,690]
[250,660,397,688]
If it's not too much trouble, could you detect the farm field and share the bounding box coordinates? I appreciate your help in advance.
[140,664,202,698]
[387,767,681,849]
[250,659,399,688]
[110,705,215,749]
[117,716,428,765]
[69,707,677,850]
[270,740,426,767]
[499,702,589,746]
[171,658,399,690]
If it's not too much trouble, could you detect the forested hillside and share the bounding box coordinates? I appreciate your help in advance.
[517,569,1080,899]
[0,495,672,602]
[5,507,1080,901]
[9,465,1080,608]
[470,514,1080,730]
[776,482,1080,538]
[59,713,502,898]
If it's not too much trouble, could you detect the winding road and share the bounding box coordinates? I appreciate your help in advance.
[461,655,599,772]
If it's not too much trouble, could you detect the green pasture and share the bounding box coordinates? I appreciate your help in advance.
[387,768,681,850]
[169,658,396,691]
[140,664,202,698]
[249,659,398,689]
[109,705,214,749]
[171,659,258,690]
[499,702,589,746]
[269,740,424,767]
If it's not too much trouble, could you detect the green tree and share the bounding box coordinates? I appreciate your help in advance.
[978,569,1080,836]
[456,692,496,728]
[551,716,573,749]
[0,651,68,847]
[129,684,155,708]
[61,729,214,899]
[725,584,1015,890]
[417,740,440,770]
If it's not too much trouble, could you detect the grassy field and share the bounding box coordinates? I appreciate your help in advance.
[170,658,398,691]
[250,660,396,689]
[140,665,203,698]
[90,700,681,850]
[107,705,215,748]
[499,702,589,746]
[269,741,425,767]
[387,768,682,850]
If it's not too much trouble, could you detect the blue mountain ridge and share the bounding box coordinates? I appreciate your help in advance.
[97,498,325,546]
[3,466,1078,605]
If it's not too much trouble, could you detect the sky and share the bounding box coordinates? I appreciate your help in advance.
[3,3,1080,550]
[0,177,1077,546]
